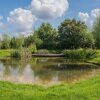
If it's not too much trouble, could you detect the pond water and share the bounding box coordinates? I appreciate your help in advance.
[0,57,100,86]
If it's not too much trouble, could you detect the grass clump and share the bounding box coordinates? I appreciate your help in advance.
[62,49,99,59]
[11,48,31,59]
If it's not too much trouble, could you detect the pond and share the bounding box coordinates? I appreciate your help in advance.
[0,57,100,86]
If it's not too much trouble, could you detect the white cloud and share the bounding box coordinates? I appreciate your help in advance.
[0,0,69,34]
[7,8,36,32]
[91,9,100,18]
[79,9,100,27]
[78,12,89,23]
[15,31,33,37]
[30,0,69,20]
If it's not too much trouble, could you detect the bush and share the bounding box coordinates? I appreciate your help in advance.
[28,44,37,54]
[49,50,62,54]
[62,49,99,59]
[11,50,21,58]
[20,48,31,59]
[85,49,99,59]
[11,48,32,59]
[36,49,50,54]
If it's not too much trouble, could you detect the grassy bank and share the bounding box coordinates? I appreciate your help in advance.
[62,49,99,59]
[0,49,14,57]
[87,57,100,65]
[0,76,100,100]
[1,49,100,65]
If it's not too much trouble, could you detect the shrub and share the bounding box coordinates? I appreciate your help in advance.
[28,44,37,54]
[36,49,50,54]
[11,48,32,59]
[62,49,99,59]
[49,50,62,54]
[20,48,31,59]
[85,49,99,59]
[11,50,21,58]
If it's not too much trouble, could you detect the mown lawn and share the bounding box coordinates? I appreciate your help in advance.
[0,76,100,100]
[0,49,14,57]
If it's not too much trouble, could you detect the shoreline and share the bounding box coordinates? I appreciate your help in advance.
[32,54,64,57]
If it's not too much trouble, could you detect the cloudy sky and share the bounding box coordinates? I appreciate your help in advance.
[0,0,100,36]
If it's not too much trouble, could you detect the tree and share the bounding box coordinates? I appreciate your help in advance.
[23,35,35,47]
[58,19,94,49]
[10,37,24,49]
[93,16,100,48]
[82,32,95,48]
[33,31,43,49]
[34,23,58,49]
[0,34,11,49]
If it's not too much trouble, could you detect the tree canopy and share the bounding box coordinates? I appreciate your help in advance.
[93,16,100,48]
[33,23,58,49]
[58,19,94,49]
[0,18,99,50]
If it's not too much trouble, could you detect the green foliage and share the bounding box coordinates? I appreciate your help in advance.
[93,16,100,48]
[10,37,24,49]
[0,34,11,49]
[83,32,95,48]
[62,49,99,59]
[23,35,34,47]
[0,76,100,100]
[85,49,99,59]
[20,48,31,60]
[33,31,43,49]
[36,49,50,54]
[0,18,98,50]
[34,23,58,49]
[49,50,61,54]
[58,19,94,49]
[11,48,31,59]
[28,43,37,53]
[88,56,100,64]
[0,41,10,49]
[11,50,21,58]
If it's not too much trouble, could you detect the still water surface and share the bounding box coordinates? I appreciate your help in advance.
[0,57,100,86]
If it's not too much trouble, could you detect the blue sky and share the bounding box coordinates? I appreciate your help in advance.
[0,0,100,35]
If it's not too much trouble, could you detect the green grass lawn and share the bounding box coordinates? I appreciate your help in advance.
[0,76,100,100]
[0,49,14,57]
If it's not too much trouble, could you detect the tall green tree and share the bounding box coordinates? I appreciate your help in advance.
[93,16,100,48]
[34,23,58,49]
[58,19,94,49]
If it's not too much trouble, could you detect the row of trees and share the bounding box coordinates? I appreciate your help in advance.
[0,34,24,49]
[0,16,100,50]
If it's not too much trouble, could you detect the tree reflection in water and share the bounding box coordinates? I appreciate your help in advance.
[0,57,100,85]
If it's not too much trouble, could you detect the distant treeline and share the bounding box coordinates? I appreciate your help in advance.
[0,16,100,50]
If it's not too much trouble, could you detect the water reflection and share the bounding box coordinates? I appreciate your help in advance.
[0,57,100,86]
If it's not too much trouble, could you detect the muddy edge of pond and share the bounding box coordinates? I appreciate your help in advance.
[32,54,64,57]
